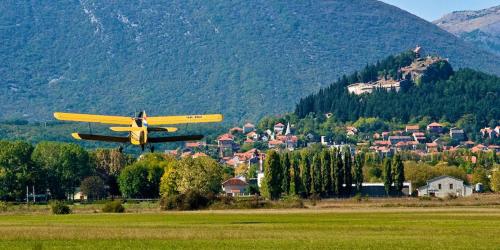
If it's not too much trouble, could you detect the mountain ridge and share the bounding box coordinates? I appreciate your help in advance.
[1,0,499,123]
[434,5,500,55]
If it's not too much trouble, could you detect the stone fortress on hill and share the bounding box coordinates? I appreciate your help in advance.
[347,46,447,95]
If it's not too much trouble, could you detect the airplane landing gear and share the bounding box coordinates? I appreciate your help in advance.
[150,145,155,153]
[118,146,123,153]
[141,144,145,151]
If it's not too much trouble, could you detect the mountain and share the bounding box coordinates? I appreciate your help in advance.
[2,1,500,123]
[295,51,500,126]
[434,5,500,55]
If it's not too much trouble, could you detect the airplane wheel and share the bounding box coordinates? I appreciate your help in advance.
[118,146,123,153]
[150,145,155,153]
[141,145,145,151]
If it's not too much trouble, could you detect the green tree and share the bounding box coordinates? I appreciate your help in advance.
[491,169,500,192]
[393,154,405,195]
[320,149,332,196]
[79,176,106,201]
[299,150,311,197]
[91,148,132,196]
[281,152,291,195]
[118,154,165,198]
[174,156,223,195]
[383,158,393,196]
[353,153,364,193]
[472,168,490,192]
[311,153,322,196]
[290,152,302,196]
[32,142,92,199]
[263,150,282,200]
[333,149,344,197]
[0,141,36,200]
[343,148,353,196]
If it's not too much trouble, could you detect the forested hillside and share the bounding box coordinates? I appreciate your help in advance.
[2,0,500,122]
[295,51,500,126]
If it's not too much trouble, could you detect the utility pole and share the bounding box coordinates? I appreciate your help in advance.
[32,185,35,203]
[26,185,29,205]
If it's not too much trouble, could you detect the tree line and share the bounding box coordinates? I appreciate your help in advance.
[261,147,405,200]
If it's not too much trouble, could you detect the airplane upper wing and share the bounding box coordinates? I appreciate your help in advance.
[54,112,133,125]
[147,114,223,125]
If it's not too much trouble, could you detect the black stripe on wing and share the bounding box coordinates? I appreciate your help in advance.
[148,135,204,143]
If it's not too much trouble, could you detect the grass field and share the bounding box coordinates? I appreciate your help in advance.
[1,207,499,249]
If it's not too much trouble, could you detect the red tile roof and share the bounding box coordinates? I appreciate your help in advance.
[222,178,248,186]
[427,122,443,127]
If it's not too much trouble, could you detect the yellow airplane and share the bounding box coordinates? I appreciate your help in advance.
[54,111,223,151]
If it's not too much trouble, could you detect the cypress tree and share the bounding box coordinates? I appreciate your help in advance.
[299,150,311,197]
[343,148,353,196]
[291,152,302,196]
[353,153,364,193]
[334,149,344,197]
[264,150,282,200]
[320,149,332,196]
[393,154,405,195]
[311,153,322,196]
[330,149,337,196]
[383,158,392,196]
[281,152,291,195]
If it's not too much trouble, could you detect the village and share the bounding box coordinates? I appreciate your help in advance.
[167,118,499,198]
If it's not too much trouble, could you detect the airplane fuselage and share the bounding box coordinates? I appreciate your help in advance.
[130,113,148,145]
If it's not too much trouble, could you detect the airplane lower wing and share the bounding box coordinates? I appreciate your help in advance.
[54,112,133,125]
[147,114,223,125]
[148,135,204,143]
[147,127,178,132]
[72,133,129,143]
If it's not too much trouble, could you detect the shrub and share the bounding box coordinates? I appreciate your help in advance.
[0,201,8,212]
[102,200,125,213]
[50,201,71,215]
[160,190,210,210]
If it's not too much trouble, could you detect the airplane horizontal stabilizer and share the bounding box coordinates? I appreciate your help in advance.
[148,135,204,143]
[109,127,143,132]
[71,133,129,143]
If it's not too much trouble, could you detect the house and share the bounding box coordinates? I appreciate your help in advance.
[246,131,259,141]
[192,152,208,159]
[471,144,487,153]
[426,142,439,153]
[417,176,473,198]
[395,141,418,151]
[381,132,390,140]
[229,127,243,134]
[388,136,413,145]
[427,122,444,133]
[274,123,285,134]
[73,188,88,201]
[185,141,206,150]
[221,178,249,196]
[449,127,465,141]
[243,123,255,134]
[373,133,381,140]
[405,125,420,133]
[346,126,358,136]
[480,127,498,139]
[217,133,239,157]
[412,132,426,143]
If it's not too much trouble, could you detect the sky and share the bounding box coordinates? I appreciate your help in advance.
[379,0,500,21]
